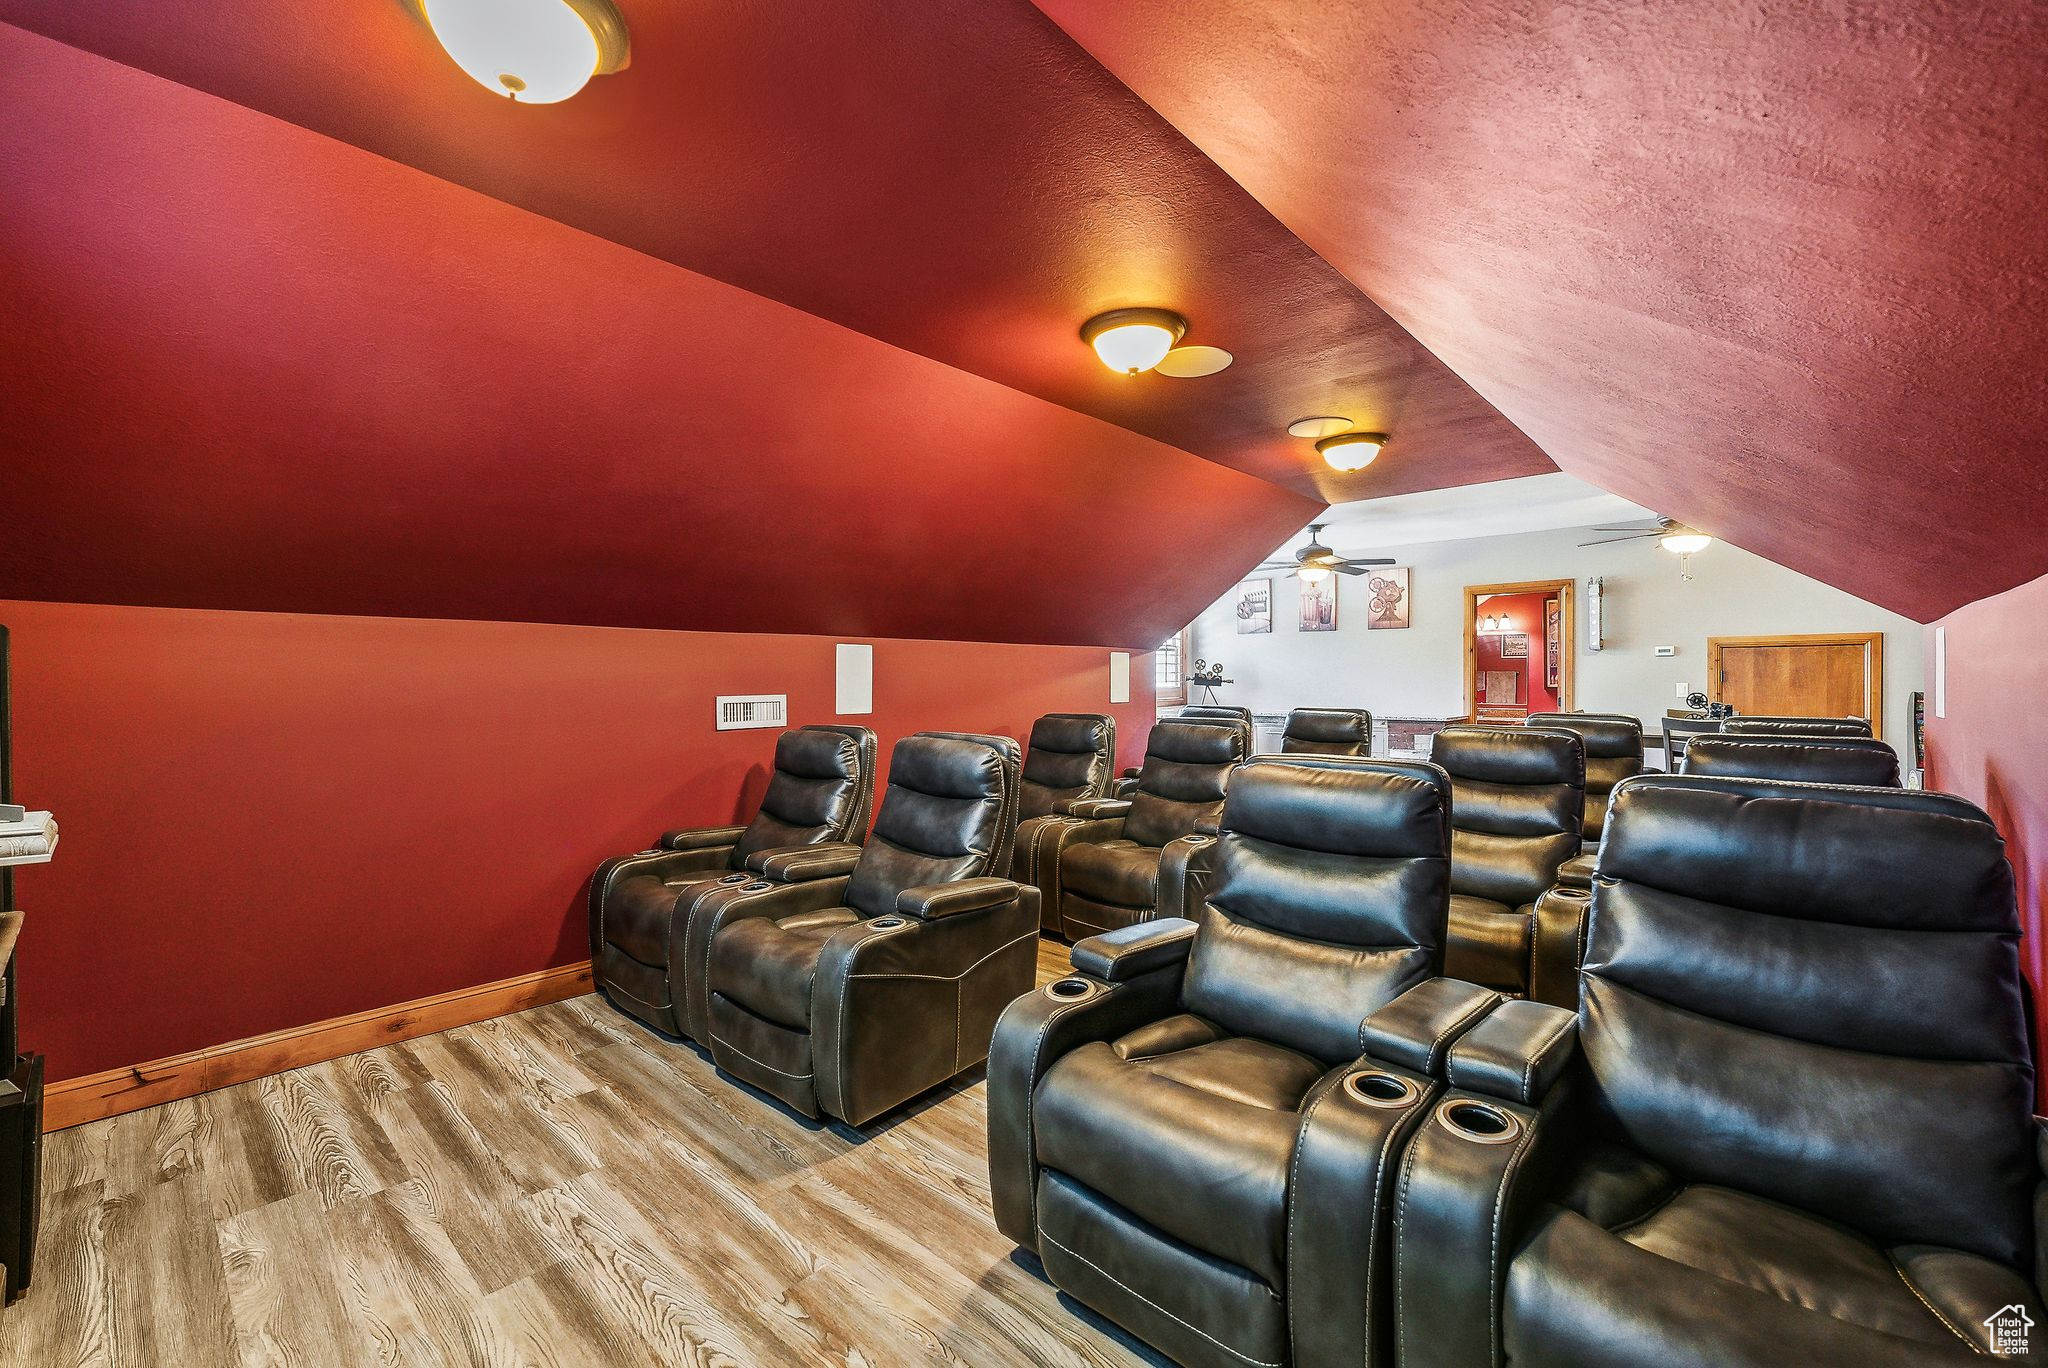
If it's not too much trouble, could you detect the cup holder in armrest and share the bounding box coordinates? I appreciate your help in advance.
[1343,1070,1420,1109]
[719,873,750,884]
[742,881,773,892]
[1046,977,1095,1002]
[1436,1098,1523,1145]
[869,916,907,930]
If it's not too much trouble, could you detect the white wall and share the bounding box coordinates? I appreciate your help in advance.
[1188,526,1923,751]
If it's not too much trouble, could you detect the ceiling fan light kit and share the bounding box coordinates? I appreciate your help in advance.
[1253,522,1397,583]
[1579,517,1715,580]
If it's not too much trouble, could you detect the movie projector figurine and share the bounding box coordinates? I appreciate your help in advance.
[1188,659,1231,706]
[1685,690,1734,721]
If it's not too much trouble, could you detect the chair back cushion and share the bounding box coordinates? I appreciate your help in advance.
[844,733,1020,917]
[732,725,876,862]
[1722,715,1873,737]
[1018,713,1116,820]
[1184,757,1452,1063]
[1125,719,1249,848]
[1280,708,1372,757]
[1432,727,1585,907]
[1528,713,1642,839]
[1180,704,1253,726]
[1681,734,1901,787]
[1585,774,2034,1266]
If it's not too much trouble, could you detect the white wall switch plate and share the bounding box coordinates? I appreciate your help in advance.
[1675,681,1691,700]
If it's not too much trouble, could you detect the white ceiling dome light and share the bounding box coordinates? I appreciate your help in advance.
[417,0,631,104]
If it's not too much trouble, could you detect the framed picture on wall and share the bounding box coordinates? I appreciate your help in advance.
[1366,567,1411,630]
[1545,598,1561,690]
[1235,579,1273,634]
[1501,633,1530,659]
[1299,578,1337,632]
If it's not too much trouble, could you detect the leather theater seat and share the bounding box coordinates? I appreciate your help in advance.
[1280,707,1372,756]
[1114,705,1253,794]
[1682,732,1903,786]
[1393,775,2044,1367]
[1722,714,1874,737]
[700,731,1036,1125]
[1528,712,1643,891]
[589,724,875,1036]
[1041,717,1249,939]
[990,755,1471,1368]
[1432,726,1585,1003]
[1011,712,1116,885]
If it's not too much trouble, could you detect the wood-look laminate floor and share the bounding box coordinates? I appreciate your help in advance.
[1,939,1168,1367]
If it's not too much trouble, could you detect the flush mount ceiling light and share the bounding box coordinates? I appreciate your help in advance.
[414,0,630,104]
[1079,308,1231,378]
[1314,431,1389,473]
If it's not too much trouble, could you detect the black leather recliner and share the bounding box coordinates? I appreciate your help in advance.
[1114,706,1255,794]
[1039,717,1249,939]
[989,755,1464,1368]
[1723,714,1874,737]
[1683,732,1903,786]
[1433,726,1585,1004]
[1528,712,1642,890]
[1392,774,2042,1366]
[1011,712,1117,885]
[700,732,1034,1125]
[589,724,876,1036]
[1281,707,1372,756]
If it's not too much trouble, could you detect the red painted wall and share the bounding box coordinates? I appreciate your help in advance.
[1924,571,2048,1096]
[1474,592,1559,715]
[0,601,1155,1081]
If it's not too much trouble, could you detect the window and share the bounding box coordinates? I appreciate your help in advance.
[1155,629,1188,706]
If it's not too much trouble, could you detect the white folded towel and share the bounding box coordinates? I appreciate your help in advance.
[0,810,57,865]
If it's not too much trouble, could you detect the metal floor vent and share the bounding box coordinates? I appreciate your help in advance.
[716,695,788,730]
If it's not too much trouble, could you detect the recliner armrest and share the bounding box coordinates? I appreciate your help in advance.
[1193,814,1221,837]
[1446,999,1579,1104]
[898,877,1019,920]
[1555,848,1597,891]
[659,823,750,852]
[1528,885,1592,1009]
[1361,979,1503,1075]
[1070,917,1197,982]
[744,841,863,881]
[1063,797,1133,819]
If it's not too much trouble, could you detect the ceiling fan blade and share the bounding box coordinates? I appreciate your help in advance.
[1588,523,1661,532]
[1336,557,1397,567]
[1251,561,1299,571]
[1331,564,1374,576]
[1578,533,1657,547]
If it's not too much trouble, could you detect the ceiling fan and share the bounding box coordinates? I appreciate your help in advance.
[1253,524,1396,583]
[1580,516,1715,580]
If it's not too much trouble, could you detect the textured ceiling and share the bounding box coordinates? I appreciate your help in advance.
[0,27,1316,648]
[0,0,1550,505]
[1034,0,2048,622]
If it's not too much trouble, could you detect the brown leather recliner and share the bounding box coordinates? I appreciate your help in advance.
[699,732,1033,1125]
[1723,714,1874,737]
[1433,726,1585,1004]
[1683,732,1903,786]
[1281,707,1372,756]
[1392,776,2041,1367]
[1528,712,1642,890]
[589,724,875,1036]
[1114,706,1253,794]
[989,755,1463,1368]
[1011,712,1116,885]
[1040,717,1249,939]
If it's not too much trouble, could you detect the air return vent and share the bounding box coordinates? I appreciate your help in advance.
[716,695,788,731]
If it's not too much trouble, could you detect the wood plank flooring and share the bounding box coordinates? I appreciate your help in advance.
[1,939,1167,1367]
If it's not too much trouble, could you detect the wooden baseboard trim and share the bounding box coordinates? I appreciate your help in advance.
[43,959,595,1131]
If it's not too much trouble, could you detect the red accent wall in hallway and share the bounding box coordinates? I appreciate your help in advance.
[1473,592,1558,716]
[0,600,1155,1081]
[1923,571,2048,1099]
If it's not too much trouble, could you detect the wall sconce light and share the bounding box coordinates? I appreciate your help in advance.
[414,0,630,104]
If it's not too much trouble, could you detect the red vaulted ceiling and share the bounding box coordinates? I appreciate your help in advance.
[0,0,1548,507]
[1034,0,2048,623]
[0,26,1317,648]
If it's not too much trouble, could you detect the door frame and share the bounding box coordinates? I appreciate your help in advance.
[1464,579,1576,718]
[1706,632,1884,738]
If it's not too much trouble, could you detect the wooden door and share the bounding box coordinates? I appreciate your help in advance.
[1709,633,1883,736]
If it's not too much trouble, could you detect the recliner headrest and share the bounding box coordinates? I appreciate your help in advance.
[1223,756,1449,858]
[1601,774,2010,930]
[1681,734,1901,787]
[1723,715,1872,737]
[1431,726,1585,787]
[1148,718,1247,766]
[1180,704,1253,723]
[1283,708,1370,745]
[892,732,1021,798]
[1526,712,1642,758]
[776,725,864,780]
[1027,712,1112,756]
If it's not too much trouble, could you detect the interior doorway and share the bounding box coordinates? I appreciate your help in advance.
[1708,632,1884,737]
[1464,579,1575,722]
